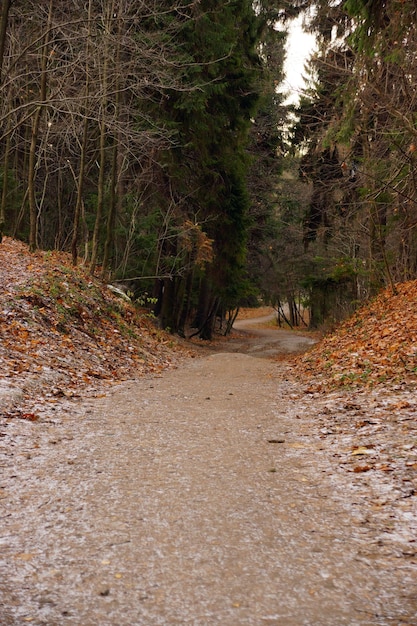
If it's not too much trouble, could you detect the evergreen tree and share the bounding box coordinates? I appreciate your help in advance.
[153,0,269,337]
[290,0,417,326]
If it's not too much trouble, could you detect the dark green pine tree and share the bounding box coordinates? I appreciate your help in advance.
[154,0,266,338]
[245,1,288,306]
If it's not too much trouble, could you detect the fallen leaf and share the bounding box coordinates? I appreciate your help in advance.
[14,553,36,560]
[376,464,394,472]
[351,446,374,456]
[392,401,411,409]
[353,465,372,472]
[21,413,39,421]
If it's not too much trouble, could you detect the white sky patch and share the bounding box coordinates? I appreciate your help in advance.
[281,14,317,104]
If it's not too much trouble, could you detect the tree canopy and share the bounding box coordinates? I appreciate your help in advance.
[2,0,416,333]
[286,0,417,326]
[0,0,290,338]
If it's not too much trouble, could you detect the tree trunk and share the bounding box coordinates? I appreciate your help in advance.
[0,0,11,83]
[28,0,53,252]
[198,297,219,340]
[159,277,176,332]
[193,276,219,340]
[0,131,10,242]
[0,0,11,241]
[177,270,195,337]
[90,0,115,274]
[90,117,106,273]
[102,8,122,279]
[71,0,92,266]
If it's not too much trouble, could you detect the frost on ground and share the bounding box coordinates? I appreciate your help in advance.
[1,349,416,625]
[0,238,416,624]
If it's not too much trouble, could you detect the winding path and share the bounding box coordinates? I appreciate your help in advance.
[230,312,317,358]
[1,320,415,625]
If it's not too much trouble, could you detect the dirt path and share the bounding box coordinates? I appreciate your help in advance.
[228,313,317,358]
[1,322,416,625]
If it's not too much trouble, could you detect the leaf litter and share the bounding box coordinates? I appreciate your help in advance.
[0,236,195,419]
[296,280,417,389]
[286,283,417,578]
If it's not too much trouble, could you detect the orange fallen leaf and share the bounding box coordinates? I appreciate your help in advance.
[353,465,372,472]
[14,553,37,560]
[21,413,39,421]
[393,401,411,409]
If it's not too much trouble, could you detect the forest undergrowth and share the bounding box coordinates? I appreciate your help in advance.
[1,236,417,418]
[0,237,196,418]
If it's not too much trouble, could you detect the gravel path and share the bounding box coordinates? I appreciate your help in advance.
[1,328,416,625]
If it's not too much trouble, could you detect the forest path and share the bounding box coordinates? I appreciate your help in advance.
[231,312,317,358]
[1,322,416,625]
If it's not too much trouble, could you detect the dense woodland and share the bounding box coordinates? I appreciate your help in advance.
[0,0,416,336]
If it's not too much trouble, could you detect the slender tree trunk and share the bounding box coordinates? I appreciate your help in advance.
[71,118,89,265]
[102,7,122,279]
[90,0,114,274]
[224,306,239,336]
[90,117,106,273]
[0,0,11,82]
[0,130,10,242]
[0,0,11,241]
[71,0,92,266]
[28,0,53,252]
[101,138,117,278]
[177,269,195,337]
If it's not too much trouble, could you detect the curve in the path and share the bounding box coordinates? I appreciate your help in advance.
[226,313,318,358]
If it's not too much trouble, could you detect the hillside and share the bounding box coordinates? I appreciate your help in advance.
[1,236,417,421]
[296,281,417,390]
[0,237,195,417]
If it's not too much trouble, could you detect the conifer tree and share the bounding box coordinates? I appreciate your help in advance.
[291,0,417,325]
[154,0,268,337]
